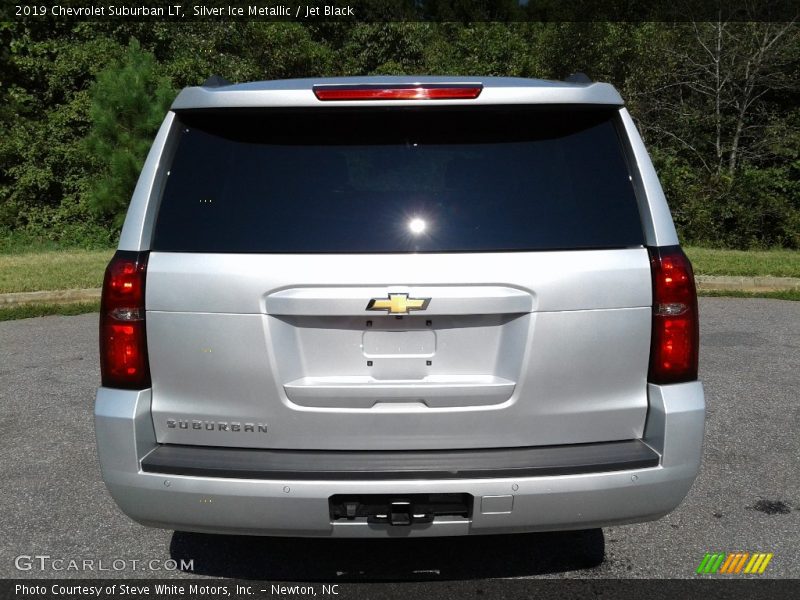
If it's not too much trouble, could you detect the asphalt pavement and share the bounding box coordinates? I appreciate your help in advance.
[0,298,798,583]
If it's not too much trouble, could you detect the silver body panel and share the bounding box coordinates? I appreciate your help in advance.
[118,113,178,252]
[618,108,679,247]
[145,249,652,450]
[95,382,704,536]
[98,75,704,535]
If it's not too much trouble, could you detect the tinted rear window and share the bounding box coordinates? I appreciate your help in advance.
[153,107,643,253]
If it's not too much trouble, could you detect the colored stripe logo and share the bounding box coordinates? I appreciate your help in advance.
[696,552,773,574]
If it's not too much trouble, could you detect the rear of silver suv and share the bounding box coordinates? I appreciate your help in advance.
[95,76,704,536]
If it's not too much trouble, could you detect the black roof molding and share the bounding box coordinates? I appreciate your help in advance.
[202,75,233,88]
[565,72,592,84]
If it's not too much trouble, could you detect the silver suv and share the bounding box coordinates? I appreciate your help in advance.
[95,76,704,537]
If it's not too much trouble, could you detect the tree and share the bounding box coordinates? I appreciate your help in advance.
[85,39,174,227]
[635,20,798,179]
[0,21,127,244]
[630,19,799,248]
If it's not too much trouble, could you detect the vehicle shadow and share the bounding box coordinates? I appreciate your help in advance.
[169,528,605,581]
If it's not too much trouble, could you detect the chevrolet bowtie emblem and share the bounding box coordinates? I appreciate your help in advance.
[366,293,430,315]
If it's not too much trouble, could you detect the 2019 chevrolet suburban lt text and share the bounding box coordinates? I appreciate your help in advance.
[94,76,704,537]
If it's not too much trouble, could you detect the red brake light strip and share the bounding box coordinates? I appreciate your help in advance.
[313,84,483,101]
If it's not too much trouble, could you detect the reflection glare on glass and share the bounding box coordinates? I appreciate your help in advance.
[408,217,426,235]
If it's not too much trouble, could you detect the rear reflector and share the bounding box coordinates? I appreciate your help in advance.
[313,84,483,101]
[648,246,699,384]
[100,251,150,389]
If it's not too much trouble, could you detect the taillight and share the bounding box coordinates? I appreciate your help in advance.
[313,84,483,101]
[648,246,699,384]
[100,251,150,389]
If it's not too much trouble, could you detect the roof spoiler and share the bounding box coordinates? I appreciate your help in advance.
[202,75,232,88]
[564,72,592,84]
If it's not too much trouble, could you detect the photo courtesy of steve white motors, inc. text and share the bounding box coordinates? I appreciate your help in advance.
[15,583,341,597]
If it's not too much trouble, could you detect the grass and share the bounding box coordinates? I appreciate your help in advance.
[697,289,800,301]
[0,301,100,322]
[684,246,800,278]
[0,249,114,294]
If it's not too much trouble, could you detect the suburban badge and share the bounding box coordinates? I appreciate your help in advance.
[167,419,267,433]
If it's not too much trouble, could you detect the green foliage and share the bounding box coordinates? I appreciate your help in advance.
[653,148,799,250]
[84,39,174,227]
[337,23,428,75]
[164,23,334,86]
[425,23,534,76]
[1,201,118,250]
[0,22,125,246]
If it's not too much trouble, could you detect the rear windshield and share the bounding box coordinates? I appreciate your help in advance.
[153,107,643,253]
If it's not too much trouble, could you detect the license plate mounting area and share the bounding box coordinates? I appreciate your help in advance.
[329,493,473,526]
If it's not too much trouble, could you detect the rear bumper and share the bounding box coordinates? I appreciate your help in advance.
[94,382,704,537]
